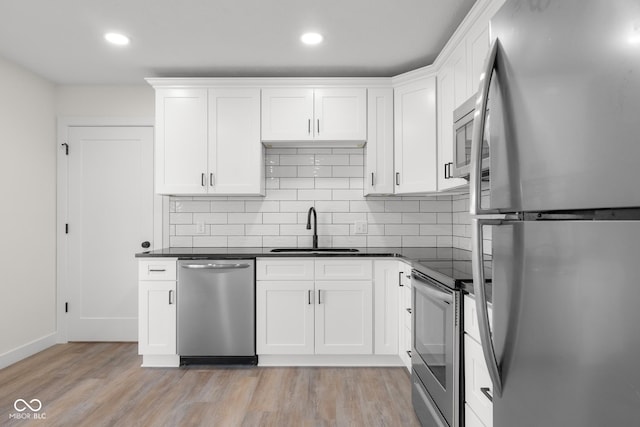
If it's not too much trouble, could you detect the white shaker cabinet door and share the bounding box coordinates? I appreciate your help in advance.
[155,88,208,194]
[261,88,314,141]
[365,88,395,195]
[314,281,373,355]
[256,281,315,355]
[394,77,438,194]
[373,260,399,355]
[138,281,176,355]
[208,88,264,195]
[314,88,367,141]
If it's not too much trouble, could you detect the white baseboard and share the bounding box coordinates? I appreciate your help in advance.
[258,354,403,367]
[141,354,180,368]
[0,333,57,369]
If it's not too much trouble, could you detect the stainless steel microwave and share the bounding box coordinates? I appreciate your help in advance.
[451,94,490,179]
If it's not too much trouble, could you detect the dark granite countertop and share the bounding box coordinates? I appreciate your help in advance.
[136,246,491,296]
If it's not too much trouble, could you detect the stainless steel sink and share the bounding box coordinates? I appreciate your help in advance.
[270,248,359,253]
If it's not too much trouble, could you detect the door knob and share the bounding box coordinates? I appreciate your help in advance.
[141,241,151,249]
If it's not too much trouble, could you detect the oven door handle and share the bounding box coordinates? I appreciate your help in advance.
[411,271,453,305]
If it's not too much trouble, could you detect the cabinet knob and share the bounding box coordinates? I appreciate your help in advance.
[141,241,150,249]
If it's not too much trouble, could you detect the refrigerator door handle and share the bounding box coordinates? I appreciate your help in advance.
[470,39,501,216]
[472,217,503,397]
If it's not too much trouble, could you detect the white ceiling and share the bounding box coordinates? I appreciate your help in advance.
[0,0,476,85]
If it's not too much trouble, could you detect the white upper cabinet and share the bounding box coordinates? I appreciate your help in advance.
[154,86,264,196]
[261,88,366,144]
[261,88,314,141]
[155,88,209,195]
[437,44,470,192]
[394,76,438,194]
[208,88,264,195]
[364,88,395,195]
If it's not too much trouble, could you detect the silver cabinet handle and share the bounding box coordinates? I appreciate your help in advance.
[371,172,375,187]
[308,119,311,135]
[169,290,174,305]
[317,119,320,135]
[201,173,206,187]
[308,289,312,305]
[480,387,493,402]
[398,271,404,287]
[406,350,412,358]
[470,39,500,216]
[210,173,214,187]
[181,263,250,269]
[472,218,503,397]
[406,308,412,314]
[317,289,321,304]
[149,269,166,272]
[395,172,400,186]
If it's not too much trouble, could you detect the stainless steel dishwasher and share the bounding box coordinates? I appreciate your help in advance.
[177,259,256,365]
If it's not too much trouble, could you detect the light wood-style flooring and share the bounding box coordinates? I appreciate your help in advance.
[1,343,420,426]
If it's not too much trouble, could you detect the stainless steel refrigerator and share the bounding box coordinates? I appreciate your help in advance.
[469,1,640,426]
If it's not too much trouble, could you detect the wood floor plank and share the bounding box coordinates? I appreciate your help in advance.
[0,343,420,427]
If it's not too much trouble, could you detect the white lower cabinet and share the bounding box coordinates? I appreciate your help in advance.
[138,280,176,355]
[256,281,315,354]
[373,260,400,355]
[257,258,379,359]
[315,281,373,354]
[464,294,493,427]
[138,258,179,367]
[398,261,412,371]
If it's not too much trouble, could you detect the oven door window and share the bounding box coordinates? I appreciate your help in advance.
[414,281,453,390]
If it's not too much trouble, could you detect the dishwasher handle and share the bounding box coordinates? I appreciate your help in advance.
[181,263,251,270]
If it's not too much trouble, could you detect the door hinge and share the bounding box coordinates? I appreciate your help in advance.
[61,143,69,155]
[65,224,69,234]
[65,302,68,313]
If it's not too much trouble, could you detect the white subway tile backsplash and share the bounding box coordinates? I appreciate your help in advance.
[263,212,297,224]
[170,213,193,224]
[298,189,332,200]
[211,201,245,212]
[298,165,332,177]
[210,225,245,236]
[246,224,279,235]
[385,201,419,212]
[175,201,210,213]
[332,189,364,201]
[385,224,420,236]
[167,148,478,250]
[245,201,279,212]
[280,178,314,189]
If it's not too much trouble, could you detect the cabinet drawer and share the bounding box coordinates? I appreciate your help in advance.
[257,258,314,281]
[315,259,372,281]
[464,334,493,426]
[463,294,493,343]
[138,259,177,281]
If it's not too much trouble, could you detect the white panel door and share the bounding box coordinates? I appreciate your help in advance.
[314,88,367,141]
[373,260,399,355]
[155,88,208,194]
[365,88,395,195]
[138,281,176,355]
[67,126,154,341]
[208,88,264,195]
[315,281,373,354]
[394,77,438,194]
[261,88,314,141]
[256,281,315,354]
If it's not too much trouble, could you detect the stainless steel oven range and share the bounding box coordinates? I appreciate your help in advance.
[411,269,461,427]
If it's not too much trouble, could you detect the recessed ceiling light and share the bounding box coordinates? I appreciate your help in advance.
[104,32,130,46]
[301,32,323,45]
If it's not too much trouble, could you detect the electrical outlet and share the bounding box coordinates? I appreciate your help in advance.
[196,221,205,234]
[354,221,368,234]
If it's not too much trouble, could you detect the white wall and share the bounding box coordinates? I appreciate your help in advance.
[56,85,154,117]
[0,56,57,365]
